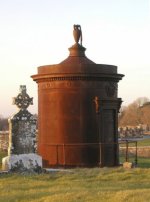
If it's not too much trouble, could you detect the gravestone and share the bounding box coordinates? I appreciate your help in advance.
[2,85,42,172]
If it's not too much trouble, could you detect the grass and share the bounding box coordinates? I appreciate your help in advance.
[137,138,150,146]
[119,138,150,168]
[119,155,150,168]
[1,146,150,202]
[137,157,150,168]
[120,138,150,147]
[0,168,150,202]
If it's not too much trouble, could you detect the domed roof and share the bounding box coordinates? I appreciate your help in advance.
[32,25,124,82]
[37,40,117,75]
[60,43,95,65]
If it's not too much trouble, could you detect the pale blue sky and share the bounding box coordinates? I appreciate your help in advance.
[0,0,150,117]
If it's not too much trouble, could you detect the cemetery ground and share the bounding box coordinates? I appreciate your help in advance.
[1,142,150,202]
[0,166,150,202]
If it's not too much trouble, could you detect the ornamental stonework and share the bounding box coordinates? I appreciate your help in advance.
[13,85,33,109]
[9,85,36,155]
[39,80,105,90]
[2,85,42,172]
[105,82,118,97]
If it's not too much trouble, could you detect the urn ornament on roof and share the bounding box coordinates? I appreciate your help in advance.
[73,24,82,45]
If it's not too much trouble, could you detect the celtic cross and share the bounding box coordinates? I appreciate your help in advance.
[13,85,33,110]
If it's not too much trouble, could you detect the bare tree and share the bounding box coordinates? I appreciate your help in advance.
[119,97,150,127]
[135,97,150,108]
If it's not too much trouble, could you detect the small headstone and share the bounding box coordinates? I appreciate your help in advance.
[123,162,133,169]
[2,85,42,172]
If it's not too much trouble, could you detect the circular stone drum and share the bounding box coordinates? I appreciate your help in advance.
[32,26,124,168]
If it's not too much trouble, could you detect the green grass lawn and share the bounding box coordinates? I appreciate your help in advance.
[137,138,150,146]
[0,168,150,202]
[120,137,150,147]
[0,147,150,202]
[119,138,150,168]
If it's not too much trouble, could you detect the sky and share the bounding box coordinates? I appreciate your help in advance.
[0,0,150,117]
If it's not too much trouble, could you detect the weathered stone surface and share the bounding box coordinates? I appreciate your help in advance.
[2,153,42,172]
[2,85,42,172]
[123,162,133,169]
[8,110,37,155]
[0,131,9,151]
[32,25,124,168]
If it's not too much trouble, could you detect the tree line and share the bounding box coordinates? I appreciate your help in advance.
[0,116,8,131]
[119,97,150,127]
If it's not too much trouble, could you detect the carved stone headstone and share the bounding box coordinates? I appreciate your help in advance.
[2,85,42,172]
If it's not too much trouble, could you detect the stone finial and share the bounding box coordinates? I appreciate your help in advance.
[73,24,82,46]
[13,85,33,110]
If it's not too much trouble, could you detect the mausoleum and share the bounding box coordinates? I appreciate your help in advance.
[32,25,124,168]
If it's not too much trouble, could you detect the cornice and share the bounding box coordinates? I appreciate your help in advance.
[31,73,124,83]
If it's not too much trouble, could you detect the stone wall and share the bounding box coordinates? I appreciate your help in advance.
[0,131,38,152]
[0,131,8,151]
[120,146,150,158]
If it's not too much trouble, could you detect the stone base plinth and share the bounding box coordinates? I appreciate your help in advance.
[2,153,42,172]
[123,162,133,169]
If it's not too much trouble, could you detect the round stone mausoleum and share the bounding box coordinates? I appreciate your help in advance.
[32,25,124,168]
